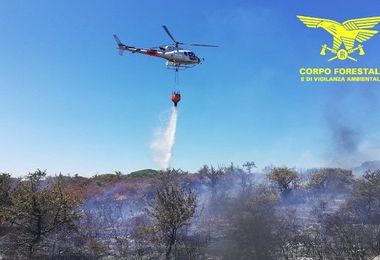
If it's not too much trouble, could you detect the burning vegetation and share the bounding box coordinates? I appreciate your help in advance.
[0,164,380,259]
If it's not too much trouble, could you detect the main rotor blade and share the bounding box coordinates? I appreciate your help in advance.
[189,43,219,47]
[162,25,177,44]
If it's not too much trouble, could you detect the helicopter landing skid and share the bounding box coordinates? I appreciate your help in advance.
[166,61,196,70]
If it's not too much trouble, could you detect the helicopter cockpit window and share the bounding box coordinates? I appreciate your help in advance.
[184,52,188,56]
[188,52,194,57]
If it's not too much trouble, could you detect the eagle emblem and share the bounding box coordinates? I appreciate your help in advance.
[297,15,380,61]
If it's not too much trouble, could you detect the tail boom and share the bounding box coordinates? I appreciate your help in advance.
[113,34,140,55]
[113,34,163,58]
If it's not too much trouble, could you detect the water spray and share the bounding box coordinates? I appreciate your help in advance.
[151,107,178,169]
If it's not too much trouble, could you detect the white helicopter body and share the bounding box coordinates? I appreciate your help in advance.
[113,25,217,69]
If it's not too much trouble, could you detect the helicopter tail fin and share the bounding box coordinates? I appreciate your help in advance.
[113,34,122,45]
[113,34,126,56]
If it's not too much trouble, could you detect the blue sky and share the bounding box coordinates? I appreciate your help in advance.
[1,0,380,176]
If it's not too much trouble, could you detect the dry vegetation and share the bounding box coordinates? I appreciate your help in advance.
[0,164,380,259]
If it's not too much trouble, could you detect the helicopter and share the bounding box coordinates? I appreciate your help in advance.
[113,25,218,70]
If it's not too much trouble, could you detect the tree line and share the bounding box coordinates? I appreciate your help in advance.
[0,163,379,259]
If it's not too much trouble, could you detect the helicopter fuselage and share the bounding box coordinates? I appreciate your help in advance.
[113,26,216,69]
[118,44,202,66]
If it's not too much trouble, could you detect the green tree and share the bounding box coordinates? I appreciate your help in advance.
[308,170,328,190]
[199,164,225,198]
[0,173,12,209]
[351,169,380,223]
[0,173,13,242]
[308,168,353,193]
[1,170,81,258]
[242,161,256,174]
[267,167,299,197]
[115,170,123,178]
[238,162,256,192]
[146,170,197,260]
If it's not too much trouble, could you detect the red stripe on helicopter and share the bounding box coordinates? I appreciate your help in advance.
[146,50,158,56]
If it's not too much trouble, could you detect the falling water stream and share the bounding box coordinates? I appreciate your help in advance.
[151,107,178,169]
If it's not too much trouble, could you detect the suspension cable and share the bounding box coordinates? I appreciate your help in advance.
[174,68,179,90]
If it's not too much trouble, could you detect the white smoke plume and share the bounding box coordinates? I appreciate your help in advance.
[151,107,178,169]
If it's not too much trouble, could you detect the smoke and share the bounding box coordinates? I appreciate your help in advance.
[325,100,362,167]
[332,125,360,154]
[325,87,380,167]
[150,107,178,169]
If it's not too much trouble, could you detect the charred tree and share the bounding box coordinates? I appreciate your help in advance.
[146,170,197,259]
